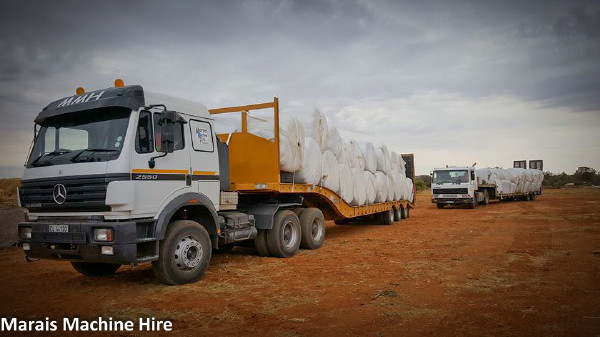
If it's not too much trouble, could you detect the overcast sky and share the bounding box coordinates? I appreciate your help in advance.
[1,0,599,177]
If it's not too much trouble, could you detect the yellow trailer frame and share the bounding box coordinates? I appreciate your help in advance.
[209,98,415,220]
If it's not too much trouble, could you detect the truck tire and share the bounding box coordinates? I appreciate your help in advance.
[469,197,478,209]
[266,210,301,258]
[482,190,489,205]
[524,193,531,201]
[530,193,536,201]
[71,262,121,277]
[253,229,270,257]
[293,208,305,217]
[436,203,445,209]
[393,207,402,221]
[379,209,394,225]
[152,220,212,285]
[299,208,325,249]
[400,207,409,219]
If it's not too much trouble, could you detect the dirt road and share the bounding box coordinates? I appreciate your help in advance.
[1,189,599,336]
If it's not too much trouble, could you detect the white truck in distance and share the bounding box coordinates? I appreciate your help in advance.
[431,166,543,209]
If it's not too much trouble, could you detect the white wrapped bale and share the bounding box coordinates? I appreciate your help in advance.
[386,173,394,201]
[358,141,377,173]
[295,137,322,185]
[376,145,392,173]
[350,168,367,206]
[389,152,400,174]
[327,126,343,157]
[320,150,340,192]
[337,140,352,167]
[338,163,354,204]
[309,109,329,152]
[363,171,377,204]
[405,177,414,202]
[348,140,365,171]
[374,172,389,203]
[391,174,403,201]
[278,117,305,172]
[475,167,543,195]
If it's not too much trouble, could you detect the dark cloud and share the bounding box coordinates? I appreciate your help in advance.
[0,0,599,176]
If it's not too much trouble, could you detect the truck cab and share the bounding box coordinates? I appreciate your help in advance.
[17,81,233,284]
[430,166,483,209]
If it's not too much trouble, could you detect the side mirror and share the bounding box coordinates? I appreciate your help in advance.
[470,171,476,181]
[157,111,187,154]
[148,110,187,168]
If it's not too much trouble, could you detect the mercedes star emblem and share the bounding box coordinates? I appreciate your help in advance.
[53,184,67,204]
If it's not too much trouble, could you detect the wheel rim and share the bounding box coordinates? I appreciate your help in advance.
[388,210,394,222]
[311,218,324,241]
[174,236,203,271]
[282,220,299,250]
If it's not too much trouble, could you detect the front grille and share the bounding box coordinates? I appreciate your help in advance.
[19,173,129,212]
[433,188,468,194]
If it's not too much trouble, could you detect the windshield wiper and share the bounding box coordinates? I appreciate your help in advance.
[70,148,119,162]
[30,150,72,167]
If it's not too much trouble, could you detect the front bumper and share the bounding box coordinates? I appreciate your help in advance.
[18,220,152,264]
[432,198,473,205]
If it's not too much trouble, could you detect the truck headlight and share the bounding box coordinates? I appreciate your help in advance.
[101,246,114,255]
[20,227,32,239]
[94,228,114,242]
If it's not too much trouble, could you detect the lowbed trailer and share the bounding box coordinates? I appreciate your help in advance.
[17,81,415,285]
[209,98,415,223]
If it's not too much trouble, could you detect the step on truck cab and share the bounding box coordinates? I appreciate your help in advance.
[18,80,415,285]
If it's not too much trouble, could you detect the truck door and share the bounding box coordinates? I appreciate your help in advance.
[188,118,220,208]
[130,110,191,215]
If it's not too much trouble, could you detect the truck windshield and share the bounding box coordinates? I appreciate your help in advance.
[27,107,131,168]
[433,170,469,184]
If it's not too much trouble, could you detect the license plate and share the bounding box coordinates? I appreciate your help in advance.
[49,224,69,233]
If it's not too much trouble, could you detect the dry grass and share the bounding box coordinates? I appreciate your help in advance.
[0,178,20,207]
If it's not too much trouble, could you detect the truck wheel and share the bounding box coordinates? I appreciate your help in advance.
[469,197,478,209]
[379,209,394,225]
[483,190,490,205]
[299,208,325,249]
[266,210,301,258]
[393,207,402,221]
[530,193,536,201]
[71,262,121,277]
[293,208,305,217]
[152,220,212,285]
[253,229,270,257]
[436,203,445,209]
[400,207,409,219]
[524,194,531,201]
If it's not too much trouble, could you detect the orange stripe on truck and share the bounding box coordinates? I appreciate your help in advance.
[192,171,218,175]
[132,169,189,174]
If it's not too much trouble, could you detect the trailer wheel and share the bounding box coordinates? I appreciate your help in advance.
[530,193,536,201]
[400,207,409,219]
[379,209,394,225]
[393,207,402,221]
[299,208,325,249]
[524,193,531,201]
[436,203,445,209]
[266,210,301,258]
[152,220,212,285]
[293,208,305,217]
[253,229,270,257]
[71,262,121,277]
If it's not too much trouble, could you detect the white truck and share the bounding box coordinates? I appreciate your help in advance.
[430,166,542,209]
[17,81,416,285]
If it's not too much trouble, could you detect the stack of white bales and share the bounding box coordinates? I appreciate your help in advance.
[271,110,414,205]
[475,168,543,194]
